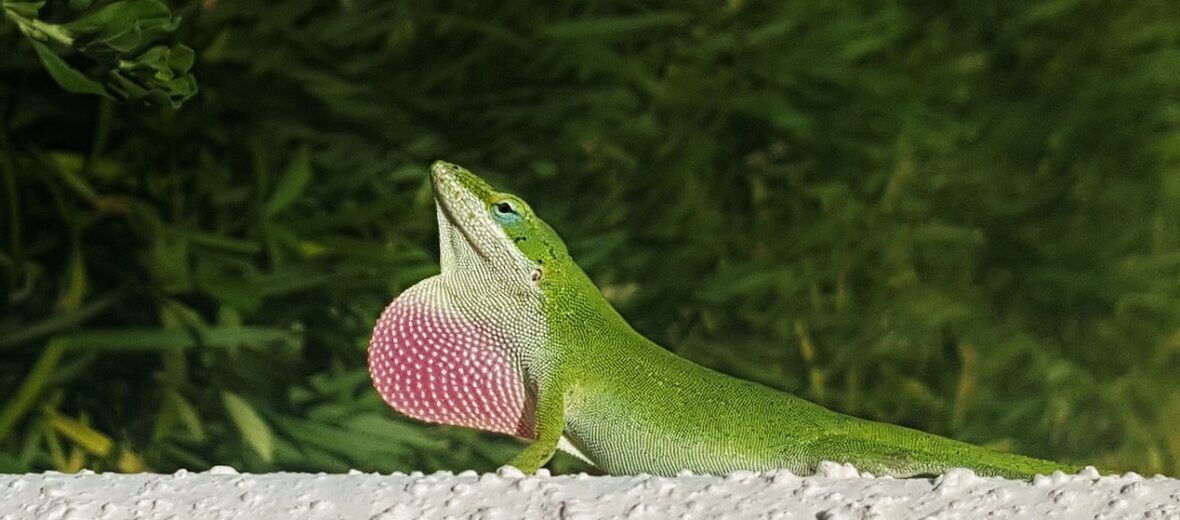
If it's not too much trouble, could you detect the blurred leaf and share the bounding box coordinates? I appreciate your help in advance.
[266,147,314,217]
[63,0,177,54]
[0,340,66,441]
[0,291,120,350]
[28,40,109,97]
[56,241,87,311]
[116,449,147,472]
[172,393,205,442]
[4,0,46,19]
[47,412,112,457]
[154,390,205,442]
[221,391,274,463]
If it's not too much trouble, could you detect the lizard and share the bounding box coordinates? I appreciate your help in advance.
[367,160,1083,478]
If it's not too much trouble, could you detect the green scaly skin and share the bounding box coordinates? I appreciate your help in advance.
[368,161,1083,479]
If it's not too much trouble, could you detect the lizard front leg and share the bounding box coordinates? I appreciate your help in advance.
[507,387,564,473]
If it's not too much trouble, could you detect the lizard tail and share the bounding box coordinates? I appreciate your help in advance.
[801,420,1082,479]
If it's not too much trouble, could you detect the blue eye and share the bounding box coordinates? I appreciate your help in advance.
[491,201,521,223]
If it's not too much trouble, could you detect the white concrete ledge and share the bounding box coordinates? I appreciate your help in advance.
[2,464,1177,519]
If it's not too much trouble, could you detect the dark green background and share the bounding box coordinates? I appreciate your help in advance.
[2,1,1179,476]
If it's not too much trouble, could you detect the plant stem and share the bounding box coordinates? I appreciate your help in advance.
[3,4,76,47]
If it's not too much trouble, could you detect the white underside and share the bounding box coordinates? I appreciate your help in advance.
[558,435,595,466]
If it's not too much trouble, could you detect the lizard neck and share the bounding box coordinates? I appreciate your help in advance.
[543,266,648,354]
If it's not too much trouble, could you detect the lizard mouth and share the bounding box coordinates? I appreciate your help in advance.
[432,174,490,261]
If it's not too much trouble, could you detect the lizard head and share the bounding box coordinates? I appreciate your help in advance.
[430,160,572,298]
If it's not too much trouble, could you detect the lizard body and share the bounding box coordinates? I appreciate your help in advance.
[368,161,1080,478]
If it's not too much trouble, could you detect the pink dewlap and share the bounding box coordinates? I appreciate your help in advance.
[368,290,533,438]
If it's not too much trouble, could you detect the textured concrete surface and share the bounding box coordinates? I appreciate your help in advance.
[1,464,1178,519]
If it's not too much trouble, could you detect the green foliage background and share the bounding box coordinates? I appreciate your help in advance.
[2,0,1179,475]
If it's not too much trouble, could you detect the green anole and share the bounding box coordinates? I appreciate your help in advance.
[368,161,1081,478]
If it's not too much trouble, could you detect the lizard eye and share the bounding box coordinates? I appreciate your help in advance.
[491,200,521,223]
